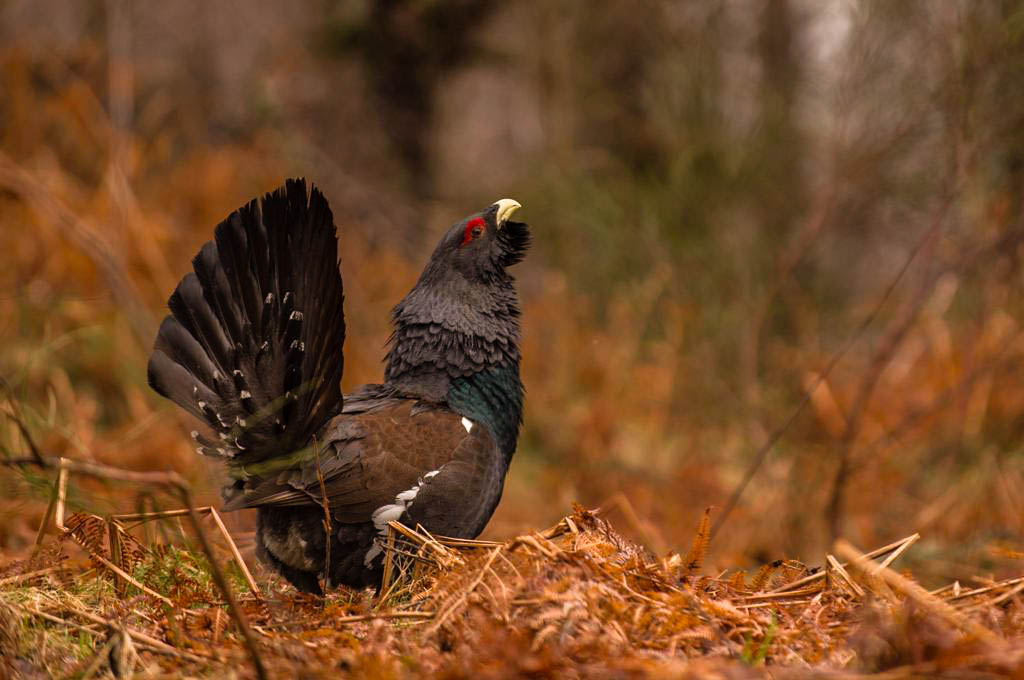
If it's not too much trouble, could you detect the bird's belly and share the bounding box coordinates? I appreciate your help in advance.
[408,462,508,539]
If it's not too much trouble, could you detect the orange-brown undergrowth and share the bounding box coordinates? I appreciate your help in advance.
[2,505,1023,678]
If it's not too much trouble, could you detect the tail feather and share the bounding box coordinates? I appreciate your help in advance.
[148,178,345,467]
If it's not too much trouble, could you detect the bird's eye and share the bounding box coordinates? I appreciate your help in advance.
[460,217,486,247]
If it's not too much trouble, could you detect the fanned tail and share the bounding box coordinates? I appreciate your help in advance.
[147,178,345,469]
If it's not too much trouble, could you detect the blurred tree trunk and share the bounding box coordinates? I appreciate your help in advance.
[319,0,499,193]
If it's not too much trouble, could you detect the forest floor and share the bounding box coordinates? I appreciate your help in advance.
[2,502,1023,679]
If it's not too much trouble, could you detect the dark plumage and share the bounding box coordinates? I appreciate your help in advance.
[148,179,529,593]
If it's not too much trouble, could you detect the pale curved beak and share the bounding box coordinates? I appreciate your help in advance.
[493,198,522,228]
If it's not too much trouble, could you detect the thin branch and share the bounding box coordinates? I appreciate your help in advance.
[313,435,331,588]
[826,250,938,541]
[207,508,262,599]
[711,197,948,539]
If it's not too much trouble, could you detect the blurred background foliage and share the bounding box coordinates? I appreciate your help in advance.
[2,0,1024,584]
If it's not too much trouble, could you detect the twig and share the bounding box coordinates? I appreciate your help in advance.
[767,535,920,593]
[336,611,435,624]
[112,508,195,522]
[14,600,205,663]
[987,580,1024,607]
[738,587,822,602]
[945,576,1024,603]
[313,435,331,587]
[63,602,212,663]
[85,550,172,606]
[388,521,463,567]
[825,555,865,597]
[827,224,940,541]
[835,539,1002,646]
[55,461,68,529]
[871,533,920,575]
[177,486,265,677]
[0,566,64,587]
[33,477,60,549]
[381,523,398,597]
[206,508,261,599]
[13,603,103,636]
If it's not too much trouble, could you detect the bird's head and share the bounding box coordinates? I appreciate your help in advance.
[385,198,530,393]
[427,199,530,281]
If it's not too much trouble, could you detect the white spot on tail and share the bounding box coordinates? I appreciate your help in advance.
[461,417,474,433]
[264,293,274,304]
[240,390,251,399]
[289,310,303,321]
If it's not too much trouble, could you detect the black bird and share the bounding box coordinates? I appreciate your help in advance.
[147,178,528,593]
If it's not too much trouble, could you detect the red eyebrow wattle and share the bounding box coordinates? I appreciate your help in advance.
[461,217,486,246]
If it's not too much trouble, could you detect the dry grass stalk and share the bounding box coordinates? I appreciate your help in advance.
[827,554,866,598]
[10,599,209,663]
[0,566,63,587]
[945,576,1024,603]
[768,533,921,594]
[835,539,1003,647]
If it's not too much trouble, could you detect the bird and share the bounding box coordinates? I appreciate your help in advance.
[147,178,529,594]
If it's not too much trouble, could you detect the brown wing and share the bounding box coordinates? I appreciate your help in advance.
[223,400,477,522]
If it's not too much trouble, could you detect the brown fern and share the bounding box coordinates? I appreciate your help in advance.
[750,560,783,591]
[63,511,109,569]
[683,507,712,576]
[729,570,746,590]
[108,519,148,576]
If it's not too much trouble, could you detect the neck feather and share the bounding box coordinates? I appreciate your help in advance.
[448,362,523,460]
[382,276,523,458]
